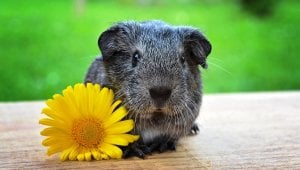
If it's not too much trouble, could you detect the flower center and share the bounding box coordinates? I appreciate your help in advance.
[71,118,105,148]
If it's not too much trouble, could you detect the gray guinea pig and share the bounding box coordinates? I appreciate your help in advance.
[85,20,211,158]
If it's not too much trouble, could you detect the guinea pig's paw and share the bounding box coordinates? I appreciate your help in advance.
[148,137,177,153]
[158,140,176,153]
[190,123,200,135]
[122,142,151,159]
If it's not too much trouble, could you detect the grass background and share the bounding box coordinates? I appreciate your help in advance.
[0,0,300,101]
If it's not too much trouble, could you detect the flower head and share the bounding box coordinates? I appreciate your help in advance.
[39,83,139,161]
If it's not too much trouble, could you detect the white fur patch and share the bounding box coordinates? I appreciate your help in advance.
[141,128,163,143]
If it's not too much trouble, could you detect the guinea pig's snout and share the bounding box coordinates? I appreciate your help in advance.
[149,86,172,107]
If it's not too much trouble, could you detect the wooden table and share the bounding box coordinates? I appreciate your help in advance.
[0,92,299,169]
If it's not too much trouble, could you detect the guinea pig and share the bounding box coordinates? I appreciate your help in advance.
[85,20,211,158]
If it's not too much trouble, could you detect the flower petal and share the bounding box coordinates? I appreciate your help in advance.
[62,86,81,118]
[103,135,129,146]
[104,134,139,146]
[39,118,56,126]
[40,127,69,137]
[99,88,114,118]
[42,137,69,146]
[86,83,95,116]
[105,120,134,135]
[108,134,140,143]
[108,100,122,115]
[91,149,102,160]
[99,142,122,159]
[60,148,73,161]
[77,153,85,161]
[46,96,72,121]
[104,106,127,128]
[74,83,89,116]
[39,118,67,130]
[92,88,112,120]
[47,143,72,156]
[85,152,92,161]
[42,107,65,122]
[68,145,80,161]
[101,153,109,160]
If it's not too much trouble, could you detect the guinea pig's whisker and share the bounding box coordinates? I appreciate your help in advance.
[207,61,232,76]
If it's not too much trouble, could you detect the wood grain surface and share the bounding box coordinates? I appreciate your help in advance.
[0,92,299,169]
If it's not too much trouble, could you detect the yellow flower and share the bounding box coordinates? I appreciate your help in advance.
[39,83,139,161]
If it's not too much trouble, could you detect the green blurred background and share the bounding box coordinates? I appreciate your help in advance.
[0,0,299,101]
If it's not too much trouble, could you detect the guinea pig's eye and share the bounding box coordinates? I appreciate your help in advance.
[132,51,141,67]
[180,56,185,64]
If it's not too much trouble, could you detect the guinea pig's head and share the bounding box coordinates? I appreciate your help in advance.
[98,21,211,119]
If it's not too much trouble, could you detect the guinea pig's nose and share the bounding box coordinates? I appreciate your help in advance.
[149,86,172,102]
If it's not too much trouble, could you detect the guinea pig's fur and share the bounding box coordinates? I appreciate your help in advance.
[85,20,211,158]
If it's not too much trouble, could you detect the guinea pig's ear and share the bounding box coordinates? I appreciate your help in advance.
[98,24,132,61]
[182,28,212,68]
